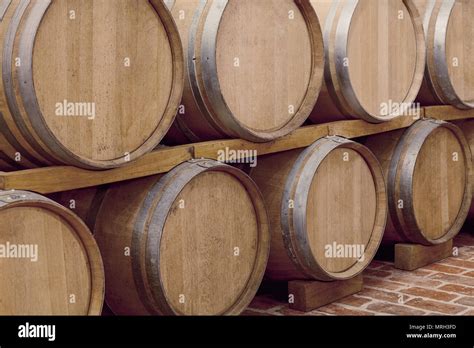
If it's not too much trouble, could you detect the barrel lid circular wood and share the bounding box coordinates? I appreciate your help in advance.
[0,193,103,315]
[31,0,174,164]
[306,148,377,273]
[347,0,417,117]
[413,126,466,240]
[215,0,312,132]
[446,0,474,106]
[159,171,260,315]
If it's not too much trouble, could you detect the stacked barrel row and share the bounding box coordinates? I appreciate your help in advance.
[0,0,472,170]
[1,0,473,316]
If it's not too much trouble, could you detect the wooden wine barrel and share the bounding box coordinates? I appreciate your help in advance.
[455,119,474,224]
[250,137,387,281]
[309,0,426,123]
[0,190,104,315]
[48,187,108,230]
[364,119,472,245]
[414,0,474,109]
[0,0,184,170]
[94,160,270,315]
[164,0,324,144]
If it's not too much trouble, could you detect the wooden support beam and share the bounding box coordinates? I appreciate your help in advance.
[424,105,474,121]
[0,146,194,194]
[0,106,473,194]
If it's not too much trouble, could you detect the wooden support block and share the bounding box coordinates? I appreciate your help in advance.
[288,274,363,312]
[394,240,454,271]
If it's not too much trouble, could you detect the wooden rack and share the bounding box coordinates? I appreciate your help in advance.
[0,106,472,194]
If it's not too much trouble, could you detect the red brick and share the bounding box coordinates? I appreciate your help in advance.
[425,312,449,316]
[363,277,405,291]
[243,233,474,317]
[276,307,318,316]
[306,311,331,316]
[357,288,403,304]
[336,295,373,308]
[406,298,466,315]
[316,303,374,316]
[451,248,474,260]
[249,295,282,311]
[389,275,443,288]
[422,263,465,274]
[401,287,458,302]
[438,284,474,296]
[367,260,388,270]
[363,269,392,278]
[454,297,474,307]
[241,309,275,316]
[441,258,474,269]
[306,311,334,317]
[366,302,425,315]
[385,267,434,277]
[430,273,474,287]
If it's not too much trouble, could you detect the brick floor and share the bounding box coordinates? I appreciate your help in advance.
[247,232,474,316]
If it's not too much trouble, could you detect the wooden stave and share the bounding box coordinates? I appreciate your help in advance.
[364,119,472,245]
[416,0,474,109]
[165,0,325,144]
[251,137,387,282]
[0,0,185,171]
[0,189,105,315]
[0,0,57,170]
[309,0,426,123]
[94,159,270,316]
[456,119,474,224]
[48,186,108,231]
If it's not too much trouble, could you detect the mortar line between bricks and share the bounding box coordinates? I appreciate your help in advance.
[334,297,377,312]
[447,294,464,302]
[402,297,469,315]
[433,281,474,293]
[383,270,474,304]
[430,265,473,274]
[398,284,464,302]
[354,298,398,315]
[266,305,285,316]
[355,288,416,305]
[457,307,473,316]
[315,302,380,316]
[363,275,408,290]
[359,279,472,309]
[362,281,411,293]
[429,273,474,285]
[362,300,428,316]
